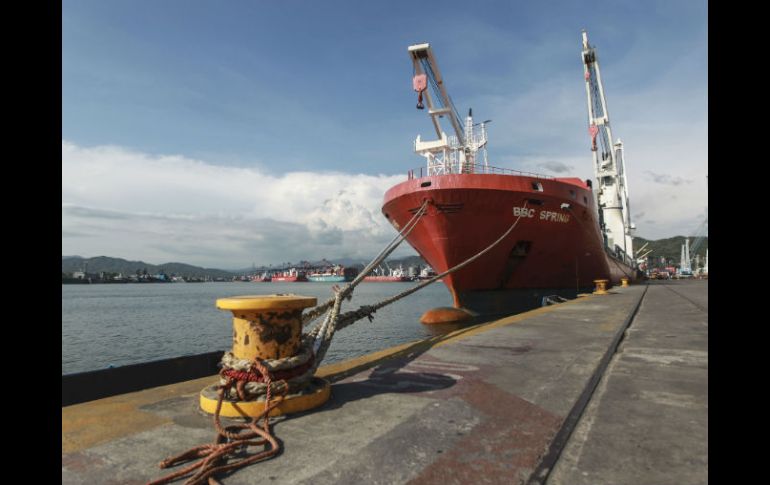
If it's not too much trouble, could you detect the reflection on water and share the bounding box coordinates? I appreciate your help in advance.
[62,281,454,374]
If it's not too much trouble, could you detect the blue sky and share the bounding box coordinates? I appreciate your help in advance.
[62,0,708,268]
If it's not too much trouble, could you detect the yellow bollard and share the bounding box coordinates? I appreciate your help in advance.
[200,294,331,417]
[593,279,609,295]
[620,277,629,287]
[218,294,316,361]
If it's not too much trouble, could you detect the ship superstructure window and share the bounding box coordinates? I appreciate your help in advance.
[531,182,544,192]
[583,196,588,204]
[569,190,576,199]
[421,181,432,187]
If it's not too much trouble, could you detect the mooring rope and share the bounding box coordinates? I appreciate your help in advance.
[149,199,528,484]
[147,361,287,485]
[307,200,530,371]
[218,197,529,396]
[302,199,430,327]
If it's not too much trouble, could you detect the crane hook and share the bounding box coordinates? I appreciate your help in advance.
[413,74,427,110]
[588,124,599,152]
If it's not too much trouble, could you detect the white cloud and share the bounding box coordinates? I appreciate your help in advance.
[474,44,707,241]
[62,120,707,270]
[62,141,407,268]
[536,160,575,174]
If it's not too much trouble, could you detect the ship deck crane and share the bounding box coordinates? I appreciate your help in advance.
[409,43,489,175]
[581,31,635,263]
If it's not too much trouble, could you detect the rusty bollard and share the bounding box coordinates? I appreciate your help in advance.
[219,294,316,361]
[199,294,331,417]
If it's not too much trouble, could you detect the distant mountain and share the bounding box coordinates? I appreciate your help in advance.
[383,255,428,268]
[61,256,236,279]
[633,236,708,263]
[64,237,703,279]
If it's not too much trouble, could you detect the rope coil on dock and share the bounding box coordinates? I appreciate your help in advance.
[147,361,287,485]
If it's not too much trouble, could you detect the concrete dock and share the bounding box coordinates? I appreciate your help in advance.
[62,280,708,484]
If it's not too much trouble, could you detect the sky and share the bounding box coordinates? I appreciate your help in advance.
[62,0,708,270]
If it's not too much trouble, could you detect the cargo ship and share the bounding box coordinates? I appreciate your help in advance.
[307,265,359,282]
[271,268,308,282]
[249,271,272,282]
[363,265,412,282]
[382,36,637,318]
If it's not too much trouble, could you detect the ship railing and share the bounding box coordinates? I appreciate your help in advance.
[406,162,553,180]
[608,244,637,268]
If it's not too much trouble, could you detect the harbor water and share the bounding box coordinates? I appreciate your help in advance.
[62,281,453,375]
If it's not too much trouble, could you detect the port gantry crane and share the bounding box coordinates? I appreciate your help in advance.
[581,30,635,263]
[409,43,489,176]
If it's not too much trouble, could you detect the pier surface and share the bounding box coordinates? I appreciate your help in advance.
[62,280,708,484]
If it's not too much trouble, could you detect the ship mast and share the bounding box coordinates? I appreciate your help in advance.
[409,43,489,176]
[581,31,635,262]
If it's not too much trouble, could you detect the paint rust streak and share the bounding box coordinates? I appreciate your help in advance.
[62,375,214,454]
[62,401,171,454]
[410,378,562,485]
[334,353,562,483]
[254,322,294,345]
[62,451,107,472]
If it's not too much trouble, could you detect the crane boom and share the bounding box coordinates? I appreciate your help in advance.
[409,43,489,175]
[581,30,634,263]
[409,43,465,144]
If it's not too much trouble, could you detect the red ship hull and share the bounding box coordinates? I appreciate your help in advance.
[382,173,636,316]
[271,275,308,282]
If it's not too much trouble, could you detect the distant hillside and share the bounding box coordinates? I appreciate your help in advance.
[62,256,236,279]
[384,255,428,268]
[633,236,708,263]
[64,237,704,278]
